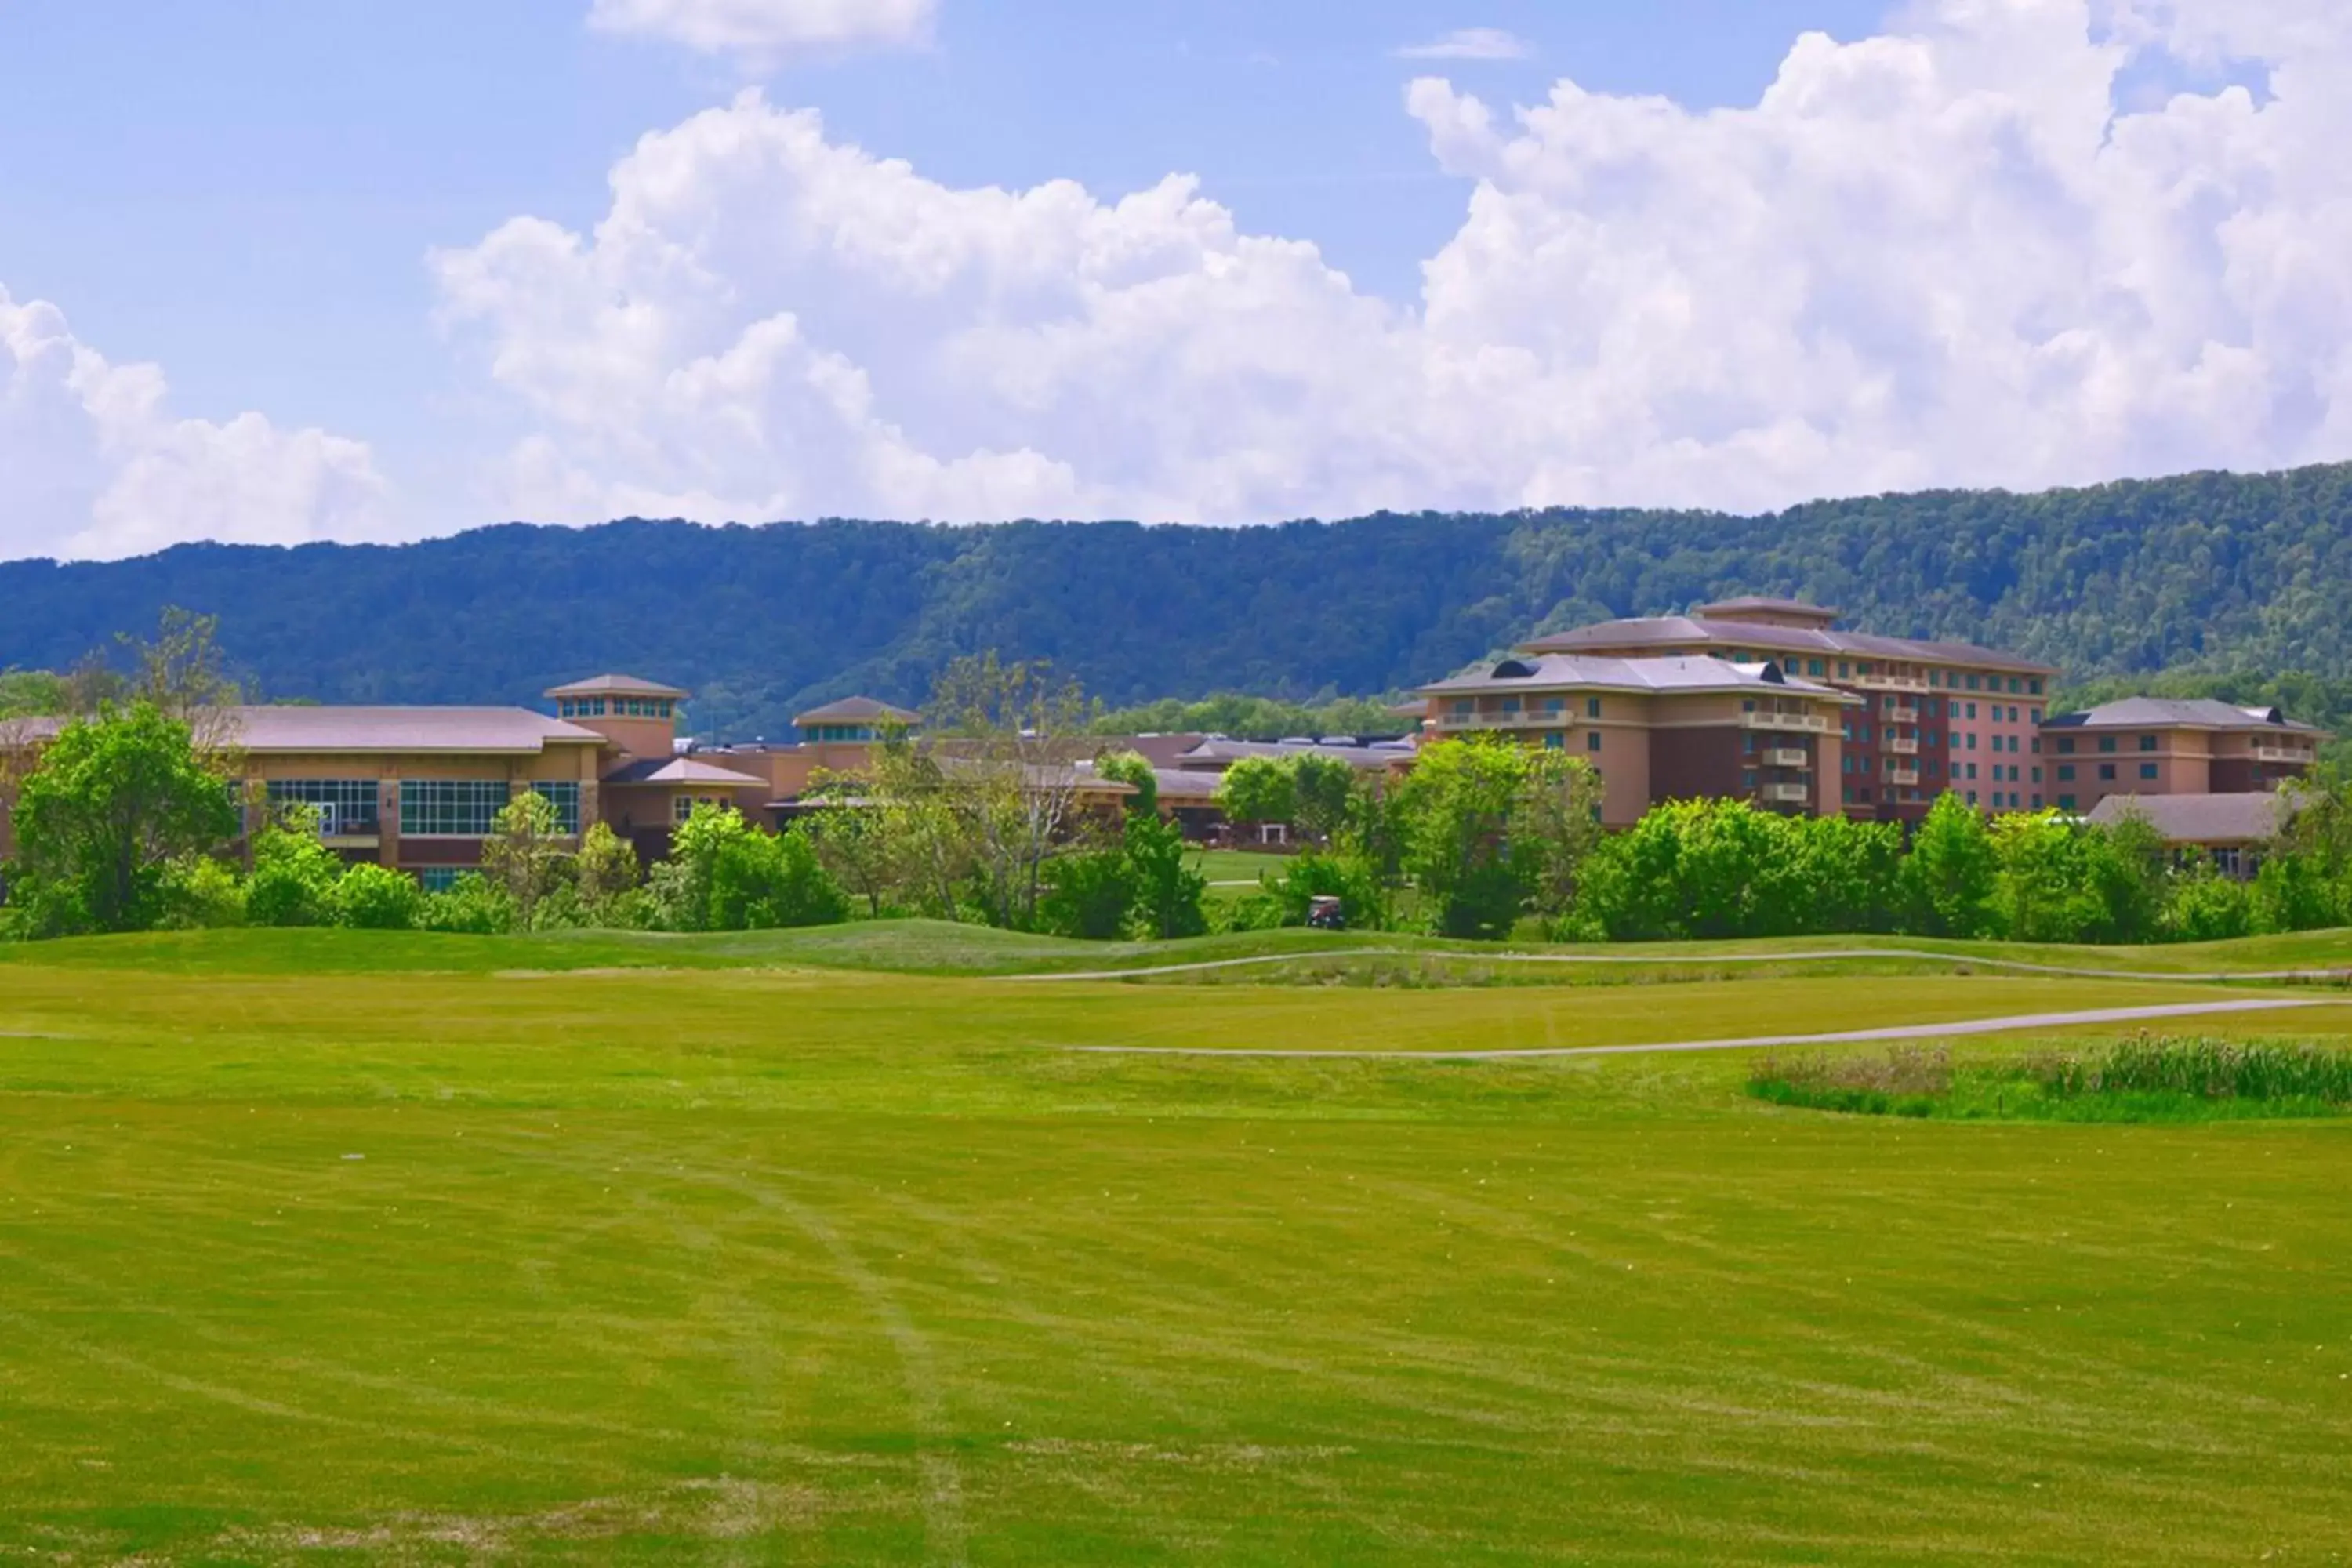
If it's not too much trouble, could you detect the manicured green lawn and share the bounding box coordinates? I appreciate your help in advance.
[3,935,2351,1562]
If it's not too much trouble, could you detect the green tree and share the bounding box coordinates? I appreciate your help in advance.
[1896,793,2000,938]
[924,652,1096,931]
[1038,846,1138,940]
[1392,738,1588,940]
[1093,750,1160,816]
[802,775,902,919]
[1287,754,1356,843]
[1123,811,1208,939]
[480,789,569,929]
[6,702,241,936]
[1214,757,1295,833]
[575,822,643,923]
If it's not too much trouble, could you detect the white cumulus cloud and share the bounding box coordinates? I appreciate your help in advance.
[1394,28,1535,62]
[440,0,2352,526]
[586,0,935,60]
[0,288,394,561]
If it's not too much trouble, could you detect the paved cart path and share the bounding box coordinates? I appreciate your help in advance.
[1060,997,2330,1061]
[1007,947,2352,985]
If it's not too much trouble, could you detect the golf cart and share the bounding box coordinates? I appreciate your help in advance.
[1305,895,1347,931]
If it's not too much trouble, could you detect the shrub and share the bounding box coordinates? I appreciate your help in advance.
[245,815,344,928]
[1264,851,1391,931]
[159,855,247,929]
[331,862,423,931]
[1038,847,1138,940]
[417,873,515,935]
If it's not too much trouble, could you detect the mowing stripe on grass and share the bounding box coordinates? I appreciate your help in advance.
[1062,997,2328,1061]
[1007,949,2352,985]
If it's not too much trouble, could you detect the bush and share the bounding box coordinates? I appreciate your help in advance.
[1265,851,1391,931]
[245,818,344,928]
[159,855,247,929]
[2163,861,2253,942]
[331,862,423,930]
[650,808,848,931]
[1038,847,1138,940]
[418,873,515,935]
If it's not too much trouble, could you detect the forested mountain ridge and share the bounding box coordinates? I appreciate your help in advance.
[5,462,2352,738]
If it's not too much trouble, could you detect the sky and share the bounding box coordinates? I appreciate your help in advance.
[0,0,2340,561]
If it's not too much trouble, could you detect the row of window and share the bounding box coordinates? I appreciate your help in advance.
[263,779,580,837]
[2053,763,2160,782]
[2053,734,2158,755]
[1538,732,1605,753]
[1719,653,2045,696]
[1452,696,1609,719]
[557,697,677,720]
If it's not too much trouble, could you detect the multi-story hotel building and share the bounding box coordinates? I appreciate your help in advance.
[1518,598,2060,819]
[2040,698,2324,816]
[1415,655,1859,826]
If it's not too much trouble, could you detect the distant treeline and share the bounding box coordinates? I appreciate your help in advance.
[6,463,2352,735]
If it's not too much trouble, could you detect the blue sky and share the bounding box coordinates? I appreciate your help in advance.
[0,0,2340,557]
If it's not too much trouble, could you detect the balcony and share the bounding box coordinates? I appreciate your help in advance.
[1887,767,1921,786]
[1762,747,1810,768]
[2251,744,2309,764]
[1740,710,1830,734]
[1886,706,1921,725]
[1435,710,1564,732]
[1849,671,1929,692]
[1886,736,1919,755]
[1762,782,1812,805]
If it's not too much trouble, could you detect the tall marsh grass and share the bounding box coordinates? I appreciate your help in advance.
[1748,1034,2352,1122]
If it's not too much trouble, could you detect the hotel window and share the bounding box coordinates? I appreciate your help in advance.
[265,779,379,835]
[2057,737,2075,754]
[2138,735,2158,752]
[2059,794,2077,811]
[2057,764,2075,781]
[1742,699,1757,713]
[2030,736,2041,753]
[2008,678,2021,694]
[1927,670,1940,687]
[1746,732,1759,753]
[1586,731,1602,752]
[419,867,469,894]
[673,793,724,824]
[1501,696,1523,715]
[2139,763,2158,780]
[2031,767,2042,784]
[2029,679,2043,695]
[1965,702,1977,720]
[2030,707,2042,724]
[1838,662,1850,677]
[1743,770,1759,789]
[1965,733,1976,750]
[2098,737,2118,753]
[2032,794,2043,810]
[1965,675,1980,691]
[1543,697,1566,715]
[1586,697,1602,718]
[531,782,582,834]
[1450,699,1472,718]
[398,780,509,837]
[1967,791,1979,806]
[1543,732,1565,750]
[1965,763,1978,780]
[1808,659,1824,677]
[2098,764,2117,782]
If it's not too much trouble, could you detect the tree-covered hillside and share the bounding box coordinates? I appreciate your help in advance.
[5,463,2352,737]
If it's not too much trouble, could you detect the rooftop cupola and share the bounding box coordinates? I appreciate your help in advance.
[545,674,688,761]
